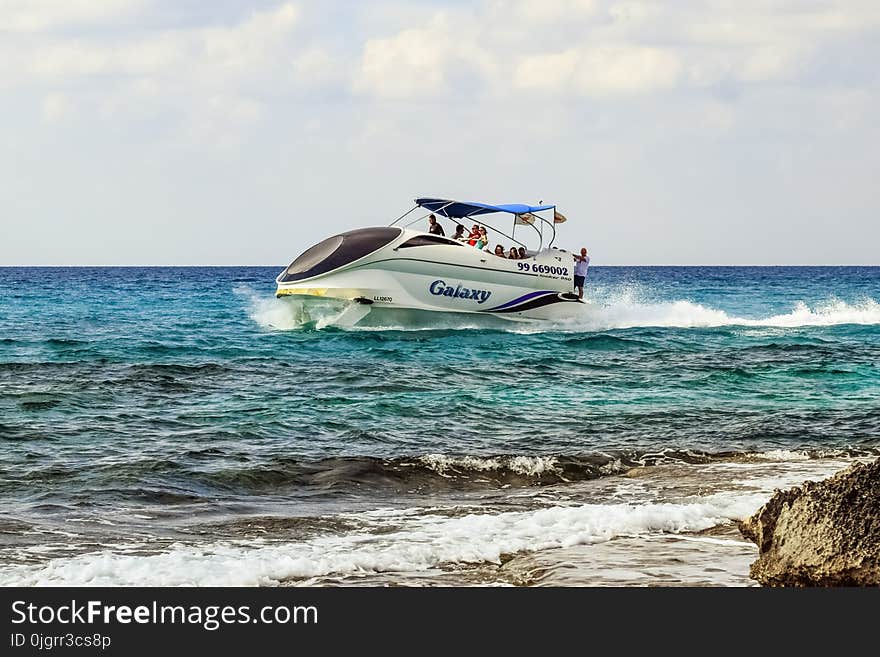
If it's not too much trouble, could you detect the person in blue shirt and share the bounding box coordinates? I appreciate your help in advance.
[573,247,590,299]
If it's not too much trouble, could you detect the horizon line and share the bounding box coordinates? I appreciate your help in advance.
[1,264,878,268]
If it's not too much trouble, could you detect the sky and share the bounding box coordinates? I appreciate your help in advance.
[1,0,878,265]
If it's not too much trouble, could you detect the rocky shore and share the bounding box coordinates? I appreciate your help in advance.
[739,459,879,586]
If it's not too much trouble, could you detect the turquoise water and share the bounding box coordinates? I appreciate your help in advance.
[1,266,878,585]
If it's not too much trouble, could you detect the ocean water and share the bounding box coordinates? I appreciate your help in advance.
[0,266,878,586]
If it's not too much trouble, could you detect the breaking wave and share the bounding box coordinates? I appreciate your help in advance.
[0,492,767,586]
[1,448,867,586]
[11,449,875,500]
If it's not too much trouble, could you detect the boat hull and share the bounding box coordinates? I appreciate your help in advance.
[276,227,585,320]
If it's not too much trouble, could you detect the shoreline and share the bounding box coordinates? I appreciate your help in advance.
[2,452,870,587]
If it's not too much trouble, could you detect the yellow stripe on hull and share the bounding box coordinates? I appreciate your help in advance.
[275,288,330,298]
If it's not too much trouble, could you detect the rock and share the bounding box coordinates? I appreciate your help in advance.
[738,458,880,586]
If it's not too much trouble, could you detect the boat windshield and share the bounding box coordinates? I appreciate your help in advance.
[285,235,344,277]
[280,227,402,282]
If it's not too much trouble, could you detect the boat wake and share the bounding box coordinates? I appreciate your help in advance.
[571,291,880,331]
[239,285,880,333]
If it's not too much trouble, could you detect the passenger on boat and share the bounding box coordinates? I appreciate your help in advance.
[494,245,506,257]
[507,247,518,259]
[427,214,445,236]
[452,224,466,241]
[518,247,526,259]
[474,227,488,250]
[467,225,480,246]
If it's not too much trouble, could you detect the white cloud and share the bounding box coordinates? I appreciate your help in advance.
[492,0,597,23]
[0,0,145,32]
[576,45,681,95]
[14,3,299,82]
[513,50,578,91]
[353,0,880,100]
[679,2,880,84]
[200,3,299,77]
[607,2,662,25]
[26,38,182,78]
[0,3,303,143]
[355,14,495,98]
[515,44,680,96]
[687,4,880,46]
[357,24,448,96]
[6,1,877,105]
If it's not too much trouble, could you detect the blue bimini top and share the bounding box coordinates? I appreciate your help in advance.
[415,198,555,219]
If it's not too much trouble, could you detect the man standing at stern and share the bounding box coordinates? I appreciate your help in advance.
[573,247,590,299]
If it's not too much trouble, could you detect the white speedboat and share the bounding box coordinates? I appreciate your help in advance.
[275,198,587,324]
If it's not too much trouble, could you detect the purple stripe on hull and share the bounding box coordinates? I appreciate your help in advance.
[487,290,556,311]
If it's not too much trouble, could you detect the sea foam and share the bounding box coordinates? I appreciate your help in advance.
[244,287,880,333]
[561,281,880,330]
[417,454,562,477]
[0,493,767,586]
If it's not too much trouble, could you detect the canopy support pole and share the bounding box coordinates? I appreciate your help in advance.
[401,200,457,230]
[389,206,418,227]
